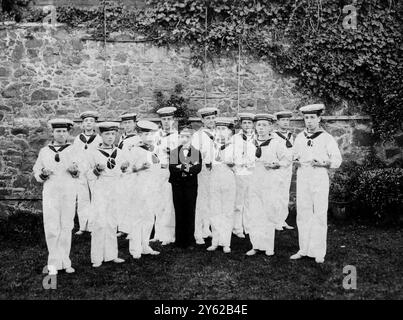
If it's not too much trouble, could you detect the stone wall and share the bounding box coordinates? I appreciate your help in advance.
[0,24,402,216]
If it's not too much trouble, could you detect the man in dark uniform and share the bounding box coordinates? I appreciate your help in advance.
[169,127,202,249]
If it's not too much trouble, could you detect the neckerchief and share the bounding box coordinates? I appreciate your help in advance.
[275,131,293,148]
[98,147,118,169]
[139,144,159,164]
[304,130,323,147]
[254,138,272,158]
[118,133,136,149]
[79,133,97,150]
[48,143,71,162]
[202,129,215,141]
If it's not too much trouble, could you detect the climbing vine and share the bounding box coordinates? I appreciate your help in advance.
[1,0,402,140]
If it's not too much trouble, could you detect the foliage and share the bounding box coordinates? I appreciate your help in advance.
[0,209,43,243]
[354,168,403,222]
[2,0,402,140]
[153,83,192,128]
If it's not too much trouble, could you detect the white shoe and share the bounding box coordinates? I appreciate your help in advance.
[196,239,205,245]
[161,241,172,246]
[65,267,75,273]
[283,223,294,230]
[290,253,304,260]
[113,258,125,263]
[149,238,158,242]
[142,247,160,255]
[92,262,102,268]
[116,232,124,237]
[246,249,257,256]
[315,257,325,264]
[265,251,274,256]
[223,246,231,253]
[131,253,141,259]
[75,230,84,235]
[47,265,58,275]
[234,232,245,238]
[207,245,217,251]
[275,225,283,231]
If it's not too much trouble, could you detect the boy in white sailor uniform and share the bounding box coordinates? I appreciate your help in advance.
[246,114,292,257]
[231,112,256,238]
[116,112,140,237]
[86,122,127,267]
[191,107,218,244]
[72,111,102,235]
[124,120,161,258]
[33,119,79,275]
[207,118,236,254]
[118,113,140,152]
[273,111,295,230]
[151,106,179,245]
[290,104,342,264]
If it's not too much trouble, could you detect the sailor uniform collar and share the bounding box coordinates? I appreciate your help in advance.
[303,129,324,147]
[160,129,176,138]
[48,143,71,162]
[275,131,293,148]
[118,133,136,149]
[79,132,97,149]
[98,146,118,170]
[254,136,273,158]
[239,130,255,141]
[202,128,215,141]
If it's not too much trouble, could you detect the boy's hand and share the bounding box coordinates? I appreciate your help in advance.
[67,164,79,178]
[312,159,330,168]
[264,162,280,170]
[121,161,130,173]
[93,163,105,176]
[40,168,53,180]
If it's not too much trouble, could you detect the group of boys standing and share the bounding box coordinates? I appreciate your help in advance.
[33,103,342,276]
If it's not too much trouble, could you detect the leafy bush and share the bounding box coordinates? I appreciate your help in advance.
[0,209,44,243]
[353,168,403,222]
[153,83,193,128]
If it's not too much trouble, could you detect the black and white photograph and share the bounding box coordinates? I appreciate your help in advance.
[0,0,402,308]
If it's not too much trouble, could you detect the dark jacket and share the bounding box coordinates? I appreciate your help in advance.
[169,144,202,186]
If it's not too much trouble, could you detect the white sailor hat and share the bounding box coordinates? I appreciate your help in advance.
[254,113,276,122]
[179,126,193,136]
[98,121,120,133]
[80,110,99,120]
[299,104,325,115]
[198,107,219,118]
[48,118,74,130]
[237,112,255,122]
[120,112,137,122]
[136,120,159,132]
[215,117,234,128]
[274,111,293,119]
[157,107,177,117]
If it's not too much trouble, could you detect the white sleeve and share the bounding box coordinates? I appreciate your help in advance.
[327,135,342,169]
[33,149,45,183]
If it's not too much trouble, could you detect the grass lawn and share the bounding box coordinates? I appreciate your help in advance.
[0,214,402,300]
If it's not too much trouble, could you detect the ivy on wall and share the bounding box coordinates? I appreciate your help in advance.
[1,0,402,140]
